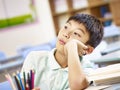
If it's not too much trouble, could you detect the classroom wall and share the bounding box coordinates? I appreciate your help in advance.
[0,0,56,56]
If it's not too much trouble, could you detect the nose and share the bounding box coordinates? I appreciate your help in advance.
[63,32,70,39]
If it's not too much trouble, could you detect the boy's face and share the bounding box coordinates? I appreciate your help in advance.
[56,20,90,53]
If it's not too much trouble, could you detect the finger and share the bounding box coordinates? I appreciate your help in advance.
[78,51,83,56]
[74,40,88,49]
[82,50,86,55]
[78,49,85,56]
[79,48,89,56]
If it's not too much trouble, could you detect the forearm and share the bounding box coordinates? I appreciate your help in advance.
[67,46,89,90]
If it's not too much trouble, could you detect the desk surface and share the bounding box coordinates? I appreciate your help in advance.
[91,50,120,64]
[86,83,120,90]
[101,41,120,55]
[104,83,120,90]
[1,81,120,90]
[91,41,120,65]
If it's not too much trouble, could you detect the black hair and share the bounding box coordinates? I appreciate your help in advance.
[67,13,104,48]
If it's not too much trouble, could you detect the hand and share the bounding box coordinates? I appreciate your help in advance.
[76,40,88,56]
[64,39,88,56]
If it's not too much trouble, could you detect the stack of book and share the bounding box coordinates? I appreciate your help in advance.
[5,70,34,90]
[87,63,120,86]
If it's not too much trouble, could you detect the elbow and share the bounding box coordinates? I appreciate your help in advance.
[70,76,89,90]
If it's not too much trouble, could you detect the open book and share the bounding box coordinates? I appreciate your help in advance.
[87,63,120,86]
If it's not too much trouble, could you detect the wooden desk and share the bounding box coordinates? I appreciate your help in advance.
[91,50,120,67]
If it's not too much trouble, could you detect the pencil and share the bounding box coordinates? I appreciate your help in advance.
[12,73,18,89]
[5,74,16,90]
[14,75,22,90]
[23,71,26,89]
[31,70,35,89]
[17,73,25,90]
[27,72,31,90]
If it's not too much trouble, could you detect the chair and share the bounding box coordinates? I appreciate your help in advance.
[0,51,6,61]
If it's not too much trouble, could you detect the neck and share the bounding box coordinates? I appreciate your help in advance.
[54,50,68,68]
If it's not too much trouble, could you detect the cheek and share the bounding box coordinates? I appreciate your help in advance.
[58,29,64,33]
[57,32,62,38]
[70,36,81,41]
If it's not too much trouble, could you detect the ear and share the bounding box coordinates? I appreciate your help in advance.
[86,45,94,54]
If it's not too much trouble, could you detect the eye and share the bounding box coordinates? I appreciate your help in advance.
[64,26,68,29]
[74,32,81,37]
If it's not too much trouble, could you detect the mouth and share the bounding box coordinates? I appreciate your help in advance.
[59,39,66,45]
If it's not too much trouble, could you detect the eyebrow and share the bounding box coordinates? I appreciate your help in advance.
[77,28,85,34]
[68,22,85,34]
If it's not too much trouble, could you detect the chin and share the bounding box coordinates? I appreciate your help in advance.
[56,45,64,54]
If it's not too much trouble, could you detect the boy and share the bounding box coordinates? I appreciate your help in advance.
[21,13,103,90]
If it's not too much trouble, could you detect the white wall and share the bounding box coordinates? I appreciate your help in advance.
[0,0,56,56]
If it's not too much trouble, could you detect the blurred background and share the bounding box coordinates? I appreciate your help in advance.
[0,0,120,84]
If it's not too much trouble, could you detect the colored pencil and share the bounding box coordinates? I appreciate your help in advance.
[17,73,25,90]
[23,71,26,89]
[5,74,17,90]
[31,70,35,89]
[14,75,22,90]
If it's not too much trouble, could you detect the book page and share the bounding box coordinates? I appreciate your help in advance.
[88,63,120,76]
[85,85,111,90]
[87,63,120,85]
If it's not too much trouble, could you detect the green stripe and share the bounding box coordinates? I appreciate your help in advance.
[0,14,33,29]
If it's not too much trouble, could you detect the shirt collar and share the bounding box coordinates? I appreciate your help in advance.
[48,48,68,71]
